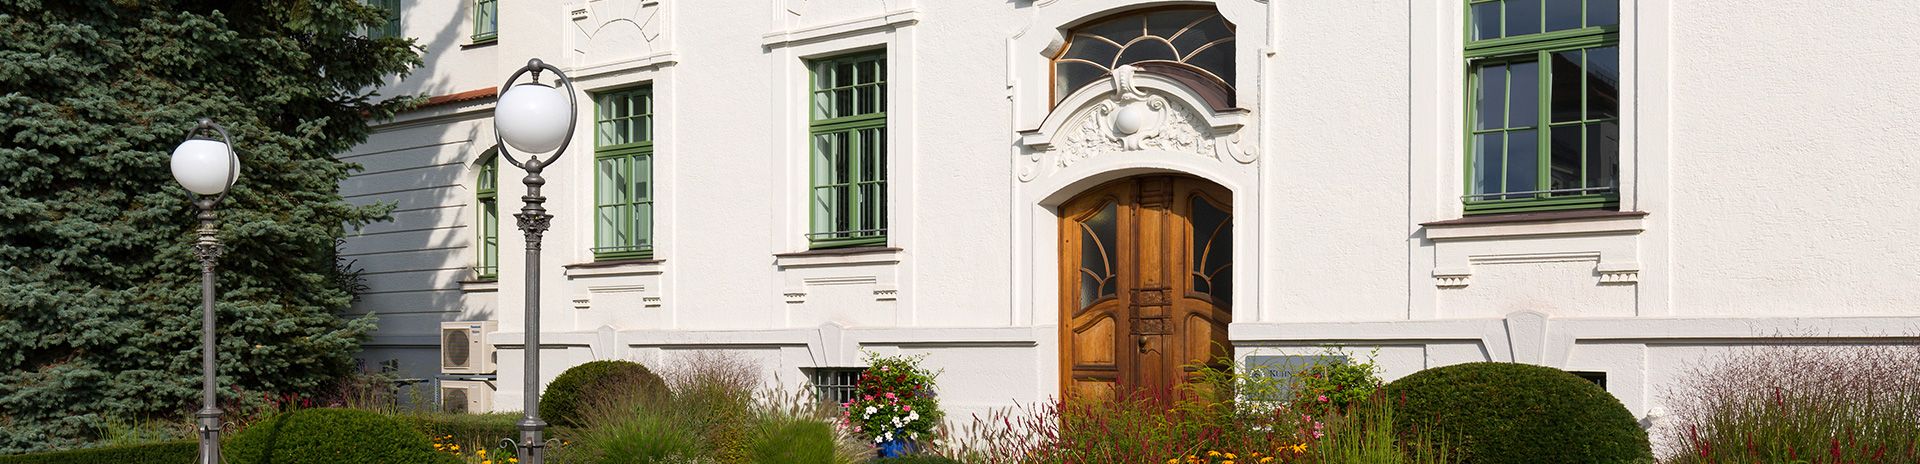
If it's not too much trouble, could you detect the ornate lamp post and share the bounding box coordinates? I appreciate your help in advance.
[492,58,577,464]
[171,119,242,464]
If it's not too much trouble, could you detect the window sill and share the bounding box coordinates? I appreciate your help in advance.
[458,279,499,292]
[1422,210,1647,241]
[463,37,497,49]
[565,258,665,278]
[774,246,902,269]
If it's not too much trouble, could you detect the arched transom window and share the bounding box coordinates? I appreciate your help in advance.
[1052,8,1236,104]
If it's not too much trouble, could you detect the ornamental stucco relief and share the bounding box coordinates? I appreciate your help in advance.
[1020,65,1256,183]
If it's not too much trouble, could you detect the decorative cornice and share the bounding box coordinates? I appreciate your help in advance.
[761,9,920,48]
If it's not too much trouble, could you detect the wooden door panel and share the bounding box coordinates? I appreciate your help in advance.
[1070,313,1119,367]
[1062,176,1232,400]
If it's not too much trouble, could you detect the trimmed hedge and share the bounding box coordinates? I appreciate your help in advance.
[0,441,195,464]
[1386,362,1652,464]
[541,360,669,428]
[225,409,459,464]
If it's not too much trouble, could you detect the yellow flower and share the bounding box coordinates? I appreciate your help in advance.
[477,449,486,456]
[1207,451,1221,457]
[450,445,460,452]
[482,461,492,464]
[1222,461,1234,464]
[1167,459,1179,464]
[1260,458,1274,463]
[1225,452,1237,459]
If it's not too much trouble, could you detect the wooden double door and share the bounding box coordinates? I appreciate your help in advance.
[1060,175,1234,400]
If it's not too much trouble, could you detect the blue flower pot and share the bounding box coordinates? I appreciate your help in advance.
[876,438,919,458]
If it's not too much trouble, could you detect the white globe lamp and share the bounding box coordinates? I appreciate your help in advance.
[171,138,240,195]
[495,83,572,154]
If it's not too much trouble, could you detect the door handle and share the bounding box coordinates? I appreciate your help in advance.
[1137,335,1149,352]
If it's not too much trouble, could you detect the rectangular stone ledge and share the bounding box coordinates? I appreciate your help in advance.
[1422,210,1649,240]
[1228,320,1508,344]
[565,258,665,278]
[459,279,500,292]
[761,9,920,48]
[774,246,902,269]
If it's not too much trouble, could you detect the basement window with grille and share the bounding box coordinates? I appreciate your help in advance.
[805,367,867,407]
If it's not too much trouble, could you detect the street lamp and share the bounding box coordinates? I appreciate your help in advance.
[171,118,241,464]
[493,58,577,464]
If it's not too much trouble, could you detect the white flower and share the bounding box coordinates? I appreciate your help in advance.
[884,431,894,442]
[864,406,877,415]
[874,436,885,444]
[906,411,919,422]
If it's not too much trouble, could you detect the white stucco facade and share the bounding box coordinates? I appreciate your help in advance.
[337,0,1920,436]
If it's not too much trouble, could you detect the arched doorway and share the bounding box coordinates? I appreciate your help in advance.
[1059,175,1232,400]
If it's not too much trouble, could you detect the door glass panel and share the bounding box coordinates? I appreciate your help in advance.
[1190,196,1232,306]
[1079,201,1119,309]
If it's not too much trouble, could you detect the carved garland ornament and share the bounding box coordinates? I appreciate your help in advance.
[1020,65,1256,182]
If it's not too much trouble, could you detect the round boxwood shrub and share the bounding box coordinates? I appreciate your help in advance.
[1386,362,1651,464]
[225,408,457,464]
[541,360,669,428]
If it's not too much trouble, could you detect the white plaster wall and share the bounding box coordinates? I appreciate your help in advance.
[1267,0,1411,323]
[1667,1,1920,318]
[383,0,500,97]
[336,0,1920,427]
[340,113,498,380]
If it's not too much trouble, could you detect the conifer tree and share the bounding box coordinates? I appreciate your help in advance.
[0,0,421,452]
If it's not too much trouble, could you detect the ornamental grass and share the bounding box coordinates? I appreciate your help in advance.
[1659,345,1920,464]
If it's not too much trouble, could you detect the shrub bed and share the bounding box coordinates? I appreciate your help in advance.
[541,360,669,428]
[0,440,195,464]
[224,408,458,464]
[1386,362,1650,464]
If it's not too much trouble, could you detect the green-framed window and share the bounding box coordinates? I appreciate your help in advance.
[368,0,402,39]
[1465,0,1619,214]
[472,0,497,42]
[808,52,888,249]
[476,154,499,280]
[592,87,654,260]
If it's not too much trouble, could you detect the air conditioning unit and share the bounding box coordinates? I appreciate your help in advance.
[440,321,498,375]
[440,380,494,414]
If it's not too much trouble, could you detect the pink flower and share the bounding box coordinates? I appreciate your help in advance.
[1313,430,1325,439]
[904,405,912,412]
[885,392,897,400]
[865,395,875,401]
[1317,395,1329,403]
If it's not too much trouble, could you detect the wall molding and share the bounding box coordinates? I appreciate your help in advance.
[762,9,921,49]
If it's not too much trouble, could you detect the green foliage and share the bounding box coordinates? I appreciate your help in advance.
[224,408,457,464]
[841,351,943,445]
[1290,350,1384,419]
[541,360,669,428]
[0,0,421,453]
[558,352,864,464]
[745,417,842,464]
[403,412,520,459]
[1386,362,1651,464]
[560,412,703,464]
[1313,394,1456,464]
[874,455,962,464]
[0,440,195,464]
